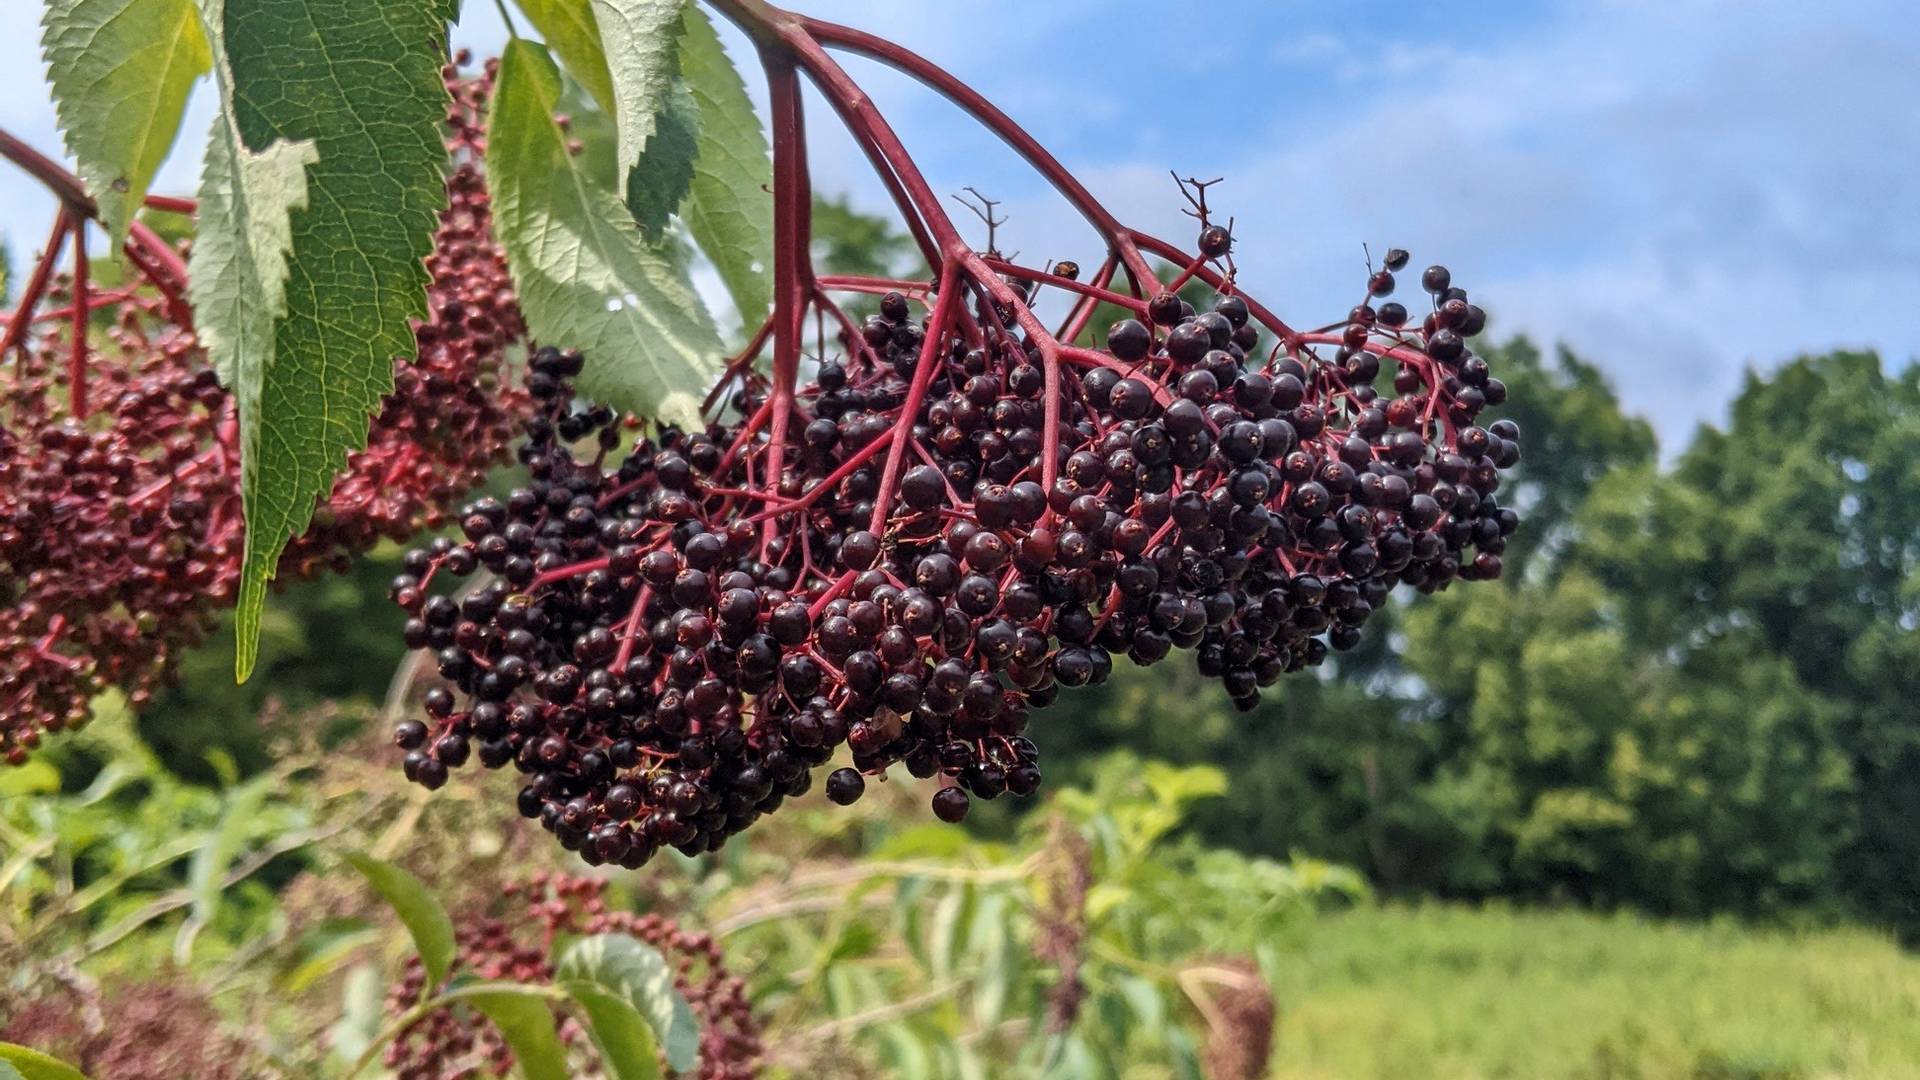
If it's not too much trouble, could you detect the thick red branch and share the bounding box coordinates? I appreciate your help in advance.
[2,208,71,363]
[799,15,1160,289]
[760,57,812,558]
[0,128,92,213]
[69,221,89,417]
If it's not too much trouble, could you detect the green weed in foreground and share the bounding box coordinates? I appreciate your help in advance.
[1266,905,1920,1079]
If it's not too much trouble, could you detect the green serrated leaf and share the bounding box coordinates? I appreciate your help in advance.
[676,2,772,329]
[514,0,615,115]
[587,0,683,181]
[489,39,723,426]
[188,108,312,418]
[42,0,211,246]
[554,933,699,1075]
[461,987,571,1080]
[626,80,698,246]
[205,0,453,681]
[0,1060,21,1080]
[0,1044,87,1080]
[343,851,458,987]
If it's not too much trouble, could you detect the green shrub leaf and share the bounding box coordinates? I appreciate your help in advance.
[458,986,572,1080]
[0,1044,87,1080]
[343,851,458,987]
[676,2,772,329]
[587,0,683,181]
[555,932,700,1075]
[197,0,454,681]
[41,0,211,246]
[513,0,616,114]
[488,39,722,426]
[625,80,700,246]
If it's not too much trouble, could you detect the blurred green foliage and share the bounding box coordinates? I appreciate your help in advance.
[138,548,410,783]
[0,706,1357,1078]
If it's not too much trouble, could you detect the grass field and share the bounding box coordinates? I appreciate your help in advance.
[1266,906,1920,1079]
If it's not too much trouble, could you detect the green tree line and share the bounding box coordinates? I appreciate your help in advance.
[1040,340,1920,937]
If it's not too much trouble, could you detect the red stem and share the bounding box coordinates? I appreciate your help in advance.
[528,556,611,591]
[69,221,89,417]
[809,283,886,371]
[31,287,144,324]
[143,194,197,215]
[701,311,776,413]
[984,255,1146,315]
[866,259,960,534]
[1055,253,1119,343]
[815,274,932,299]
[746,425,894,523]
[1160,251,1210,296]
[799,15,1159,288]
[125,221,193,326]
[0,128,92,212]
[609,584,653,674]
[2,208,71,363]
[760,57,812,559]
[712,394,775,480]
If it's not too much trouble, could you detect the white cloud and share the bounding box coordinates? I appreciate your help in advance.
[1007,0,1920,446]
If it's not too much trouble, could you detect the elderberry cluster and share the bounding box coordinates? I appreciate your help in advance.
[0,58,528,763]
[1,976,257,1080]
[384,872,759,1080]
[392,230,1519,867]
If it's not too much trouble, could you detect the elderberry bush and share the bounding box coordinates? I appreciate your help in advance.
[391,236,1520,869]
[0,58,527,764]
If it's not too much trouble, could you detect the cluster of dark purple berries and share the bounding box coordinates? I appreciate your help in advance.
[390,230,1519,868]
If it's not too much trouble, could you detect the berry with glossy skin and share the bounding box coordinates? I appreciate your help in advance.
[931,785,971,823]
[825,767,866,805]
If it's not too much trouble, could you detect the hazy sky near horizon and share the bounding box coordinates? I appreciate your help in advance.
[1,1,1912,449]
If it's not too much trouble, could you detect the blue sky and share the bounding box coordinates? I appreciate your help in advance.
[2,0,1913,447]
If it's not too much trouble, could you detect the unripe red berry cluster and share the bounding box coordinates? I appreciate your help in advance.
[0,59,528,764]
[0,976,255,1080]
[382,871,759,1080]
[390,229,1520,868]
